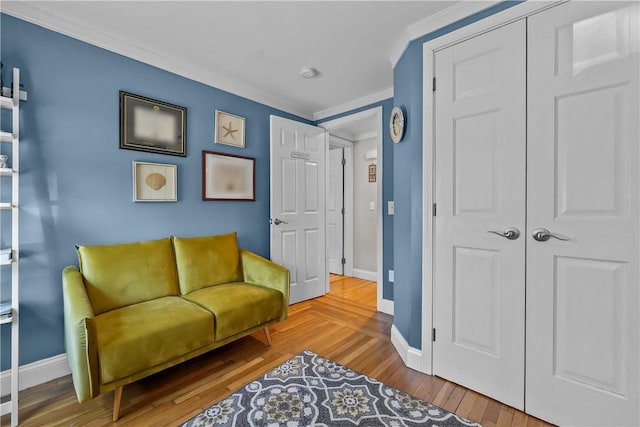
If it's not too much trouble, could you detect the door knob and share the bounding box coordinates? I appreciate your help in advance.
[532,228,569,242]
[487,227,520,240]
[271,218,288,225]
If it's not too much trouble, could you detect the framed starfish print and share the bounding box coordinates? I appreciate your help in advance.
[215,110,245,148]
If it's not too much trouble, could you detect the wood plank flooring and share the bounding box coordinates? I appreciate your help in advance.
[3,276,553,426]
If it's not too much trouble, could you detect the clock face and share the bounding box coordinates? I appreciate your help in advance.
[215,110,246,148]
[390,107,405,143]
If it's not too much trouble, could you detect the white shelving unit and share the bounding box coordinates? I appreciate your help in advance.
[0,67,24,427]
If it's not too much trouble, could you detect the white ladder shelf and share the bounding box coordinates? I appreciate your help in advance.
[0,67,24,427]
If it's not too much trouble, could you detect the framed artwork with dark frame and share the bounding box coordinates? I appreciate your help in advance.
[202,151,255,201]
[120,91,187,157]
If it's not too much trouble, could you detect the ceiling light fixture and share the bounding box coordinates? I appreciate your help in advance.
[299,66,320,79]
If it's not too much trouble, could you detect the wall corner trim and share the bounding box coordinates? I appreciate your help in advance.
[352,268,377,282]
[0,353,70,415]
[389,1,501,68]
[379,298,394,316]
[390,324,422,372]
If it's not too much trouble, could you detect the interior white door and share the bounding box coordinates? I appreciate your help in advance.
[327,148,344,275]
[433,19,526,410]
[270,115,328,304]
[526,2,640,426]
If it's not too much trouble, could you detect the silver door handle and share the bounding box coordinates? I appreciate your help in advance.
[532,228,570,242]
[271,218,288,225]
[487,227,520,240]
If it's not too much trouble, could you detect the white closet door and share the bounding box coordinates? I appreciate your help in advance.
[527,2,639,426]
[433,19,526,410]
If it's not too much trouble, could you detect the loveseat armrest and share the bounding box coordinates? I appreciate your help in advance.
[62,266,100,402]
[240,250,290,320]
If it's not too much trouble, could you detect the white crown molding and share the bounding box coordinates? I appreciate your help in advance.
[0,353,70,415]
[389,1,501,68]
[313,87,393,122]
[1,2,313,120]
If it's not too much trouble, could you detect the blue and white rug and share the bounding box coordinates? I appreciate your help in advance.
[180,350,480,427]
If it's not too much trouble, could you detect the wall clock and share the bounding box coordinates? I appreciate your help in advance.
[389,106,405,143]
[215,110,246,148]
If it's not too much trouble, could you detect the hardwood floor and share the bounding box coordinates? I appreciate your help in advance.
[4,276,553,426]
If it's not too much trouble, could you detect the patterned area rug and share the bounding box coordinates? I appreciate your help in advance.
[180,350,481,426]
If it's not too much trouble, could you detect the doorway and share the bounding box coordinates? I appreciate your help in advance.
[320,106,390,314]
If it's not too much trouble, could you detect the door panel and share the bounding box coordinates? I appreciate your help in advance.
[434,19,526,410]
[270,116,327,304]
[526,2,639,425]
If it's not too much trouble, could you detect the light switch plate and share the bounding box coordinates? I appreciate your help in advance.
[388,201,394,215]
[369,201,375,210]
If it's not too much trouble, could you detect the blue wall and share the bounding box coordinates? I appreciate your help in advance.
[316,99,395,301]
[391,1,522,348]
[0,14,310,370]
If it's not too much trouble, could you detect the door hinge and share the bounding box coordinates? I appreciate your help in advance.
[432,328,436,342]
[342,158,346,166]
[432,203,437,217]
[432,77,436,92]
[341,258,346,265]
[341,208,345,215]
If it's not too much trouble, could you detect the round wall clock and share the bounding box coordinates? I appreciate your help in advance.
[390,106,405,143]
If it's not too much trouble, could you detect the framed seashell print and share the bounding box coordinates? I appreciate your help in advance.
[133,161,177,202]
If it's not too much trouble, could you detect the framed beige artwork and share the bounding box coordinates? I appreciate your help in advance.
[202,151,255,201]
[215,110,245,148]
[133,161,177,202]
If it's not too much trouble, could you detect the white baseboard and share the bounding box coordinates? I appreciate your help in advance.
[0,353,70,404]
[378,298,394,316]
[352,268,377,281]
[390,324,422,372]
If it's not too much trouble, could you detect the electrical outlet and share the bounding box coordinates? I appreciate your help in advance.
[389,270,394,283]
[388,201,394,215]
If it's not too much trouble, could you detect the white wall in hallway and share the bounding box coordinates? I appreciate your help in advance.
[353,137,377,273]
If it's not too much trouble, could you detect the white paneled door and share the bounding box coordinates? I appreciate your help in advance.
[433,19,527,410]
[526,2,639,426]
[270,116,328,304]
[327,148,344,275]
[432,1,639,425]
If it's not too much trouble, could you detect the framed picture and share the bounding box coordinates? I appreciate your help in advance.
[133,161,177,202]
[215,110,245,148]
[202,151,255,201]
[120,91,187,157]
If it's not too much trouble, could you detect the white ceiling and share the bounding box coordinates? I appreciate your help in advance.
[2,1,489,119]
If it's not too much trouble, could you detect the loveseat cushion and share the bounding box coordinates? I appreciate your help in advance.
[173,233,243,294]
[93,296,214,384]
[77,238,179,315]
[183,282,283,340]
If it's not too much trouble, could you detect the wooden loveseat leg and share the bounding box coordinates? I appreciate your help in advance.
[113,386,123,422]
[264,327,272,345]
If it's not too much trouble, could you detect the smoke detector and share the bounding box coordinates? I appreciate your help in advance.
[299,66,320,79]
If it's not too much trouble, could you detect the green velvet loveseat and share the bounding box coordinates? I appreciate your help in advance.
[62,232,289,421]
